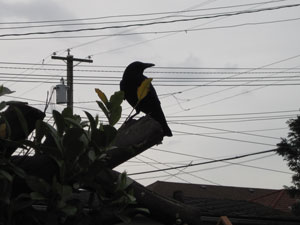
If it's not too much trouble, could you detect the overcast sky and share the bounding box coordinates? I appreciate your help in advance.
[1,0,300,189]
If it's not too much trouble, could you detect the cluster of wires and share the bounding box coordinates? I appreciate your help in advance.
[0,1,299,40]
[1,62,300,87]
[1,0,299,185]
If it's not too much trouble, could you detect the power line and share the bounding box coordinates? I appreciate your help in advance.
[168,56,300,114]
[128,149,278,176]
[2,17,300,41]
[136,155,191,184]
[0,4,299,38]
[172,130,275,146]
[168,109,299,117]
[134,154,291,181]
[2,78,300,86]
[171,122,280,140]
[3,0,289,31]
[168,113,298,122]
[2,61,300,71]
[0,0,288,25]
[173,127,288,136]
[139,154,221,185]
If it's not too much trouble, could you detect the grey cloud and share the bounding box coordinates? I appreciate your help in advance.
[0,0,74,22]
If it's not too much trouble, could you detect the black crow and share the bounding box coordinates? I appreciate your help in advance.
[120,61,172,137]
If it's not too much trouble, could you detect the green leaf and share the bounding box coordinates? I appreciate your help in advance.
[91,129,106,148]
[84,111,96,132]
[26,176,50,195]
[96,101,109,120]
[0,181,11,204]
[0,101,6,111]
[10,164,26,178]
[88,150,96,161]
[109,91,124,109]
[61,185,73,200]
[61,107,73,118]
[103,125,117,146]
[0,85,14,96]
[131,207,150,215]
[61,205,77,216]
[109,105,122,126]
[30,192,46,201]
[63,128,85,163]
[44,123,63,153]
[64,117,84,130]
[53,110,65,137]
[13,194,33,212]
[137,78,153,101]
[117,172,133,191]
[13,106,29,137]
[35,120,45,144]
[0,170,13,182]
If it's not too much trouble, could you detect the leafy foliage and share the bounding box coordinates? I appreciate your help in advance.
[0,87,140,225]
[95,89,124,126]
[277,115,300,201]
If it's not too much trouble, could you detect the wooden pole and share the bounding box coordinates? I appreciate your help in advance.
[51,50,93,114]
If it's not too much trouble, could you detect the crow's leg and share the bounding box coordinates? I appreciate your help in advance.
[125,111,139,122]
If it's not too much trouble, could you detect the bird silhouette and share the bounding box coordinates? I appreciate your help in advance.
[120,61,172,137]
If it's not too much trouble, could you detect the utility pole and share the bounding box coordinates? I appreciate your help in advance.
[51,50,93,114]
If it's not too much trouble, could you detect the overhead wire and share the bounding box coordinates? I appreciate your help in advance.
[170,122,280,140]
[54,0,286,51]
[167,55,300,114]
[0,0,289,25]
[128,148,278,176]
[2,17,299,41]
[135,153,291,181]
[135,155,191,184]
[1,3,299,39]
[172,130,275,146]
[139,154,221,185]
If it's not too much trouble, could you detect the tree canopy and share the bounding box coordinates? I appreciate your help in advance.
[277,115,300,215]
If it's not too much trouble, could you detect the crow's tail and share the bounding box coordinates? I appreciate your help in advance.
[149,106,173,137]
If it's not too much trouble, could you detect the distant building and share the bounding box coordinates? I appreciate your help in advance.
[146,181,300,225]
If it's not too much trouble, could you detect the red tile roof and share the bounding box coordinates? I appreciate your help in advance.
[147,181,297,213]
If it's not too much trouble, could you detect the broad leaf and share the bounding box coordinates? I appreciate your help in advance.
[96,101,109,120]
[0,85,14,96]
[26,176,50,195]
[13,106,29,137]
[63,128,85,163]
[109,105,122,126]
[30,192,46,201]
[61,205,77,216]
[84,111,96,132]
[53,110,65,137]
[103,125,117,146]
[0,101,6,111]
[0,169,13,182]
[109,91,124,109]
[35,120,45,144]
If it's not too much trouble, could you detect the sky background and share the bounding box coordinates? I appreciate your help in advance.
[1,0,300,189]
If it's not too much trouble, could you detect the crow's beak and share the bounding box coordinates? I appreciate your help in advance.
[143,63,155,69]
